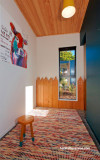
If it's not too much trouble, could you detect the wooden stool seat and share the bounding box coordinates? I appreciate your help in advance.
[18,115,34,147]
[18,115,34,125]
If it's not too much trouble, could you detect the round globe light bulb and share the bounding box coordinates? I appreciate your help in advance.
[62,6,76,18]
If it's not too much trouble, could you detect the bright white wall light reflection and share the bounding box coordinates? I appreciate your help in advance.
[25,86,33,115]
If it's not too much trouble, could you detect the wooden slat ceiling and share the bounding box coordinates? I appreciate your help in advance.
[14,0,89,37]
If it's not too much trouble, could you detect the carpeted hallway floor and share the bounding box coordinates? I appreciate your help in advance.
[0,108,100,160]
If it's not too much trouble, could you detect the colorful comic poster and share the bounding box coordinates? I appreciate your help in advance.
[0,6,28,68]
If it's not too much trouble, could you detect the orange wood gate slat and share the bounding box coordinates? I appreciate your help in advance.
[52,77,58,108]
[48,78,53,107]
[43,78,49,107]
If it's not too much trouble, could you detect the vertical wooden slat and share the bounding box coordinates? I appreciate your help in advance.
[52,77,58,108]
[78,77,84,110]
[40,78,44,107]
[48,78,53,107]
[84,79,86,110]
[43,78,49,107]
[36,77,40,106]
[31,0,48,35]
[49,0,58,35]
[36,78,38,106]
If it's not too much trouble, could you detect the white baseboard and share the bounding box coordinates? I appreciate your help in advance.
[0,122,16,139]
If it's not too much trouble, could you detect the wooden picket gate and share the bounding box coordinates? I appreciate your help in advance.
[36,77,85,110]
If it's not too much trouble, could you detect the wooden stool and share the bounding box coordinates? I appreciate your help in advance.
[18,115,34,147]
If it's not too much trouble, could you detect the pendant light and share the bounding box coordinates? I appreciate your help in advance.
[62,0,76,18]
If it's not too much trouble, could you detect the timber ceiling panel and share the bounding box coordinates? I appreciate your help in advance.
[14,0,89,37]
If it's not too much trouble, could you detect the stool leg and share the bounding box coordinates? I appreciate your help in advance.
[30,123,34,142]
[20,125,24,147]
[23,125,26,137]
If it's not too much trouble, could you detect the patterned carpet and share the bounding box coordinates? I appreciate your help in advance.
[0,108,100,160]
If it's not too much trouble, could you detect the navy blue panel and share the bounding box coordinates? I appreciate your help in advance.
[80,0,100,143]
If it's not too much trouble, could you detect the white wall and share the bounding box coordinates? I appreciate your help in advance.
[36,33,85,80]
[0,0,36,138]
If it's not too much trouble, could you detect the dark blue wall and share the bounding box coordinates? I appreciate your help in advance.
[80,0,100,143]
